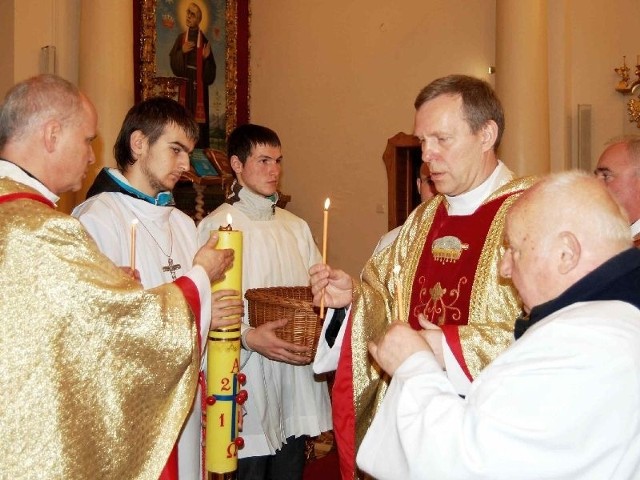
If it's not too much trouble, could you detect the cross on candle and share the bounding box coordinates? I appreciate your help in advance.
[320,198,330,319]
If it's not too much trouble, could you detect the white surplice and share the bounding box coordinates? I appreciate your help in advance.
[357,301,640,480]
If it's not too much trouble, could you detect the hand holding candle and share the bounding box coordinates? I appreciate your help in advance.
[211,213,243,306]
[320,197,331,319]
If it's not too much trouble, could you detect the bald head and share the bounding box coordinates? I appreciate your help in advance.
[0,74,97,194]
[500,171,631,312]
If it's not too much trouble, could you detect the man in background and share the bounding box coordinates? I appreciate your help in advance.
[374,162,437,253]
[358,171,640,479]
[595,135,640,246]
[170,2,216,148]
[310,74,535,478]
[73,96,243,480]
[0,74,233,478]
[197,124,332,480]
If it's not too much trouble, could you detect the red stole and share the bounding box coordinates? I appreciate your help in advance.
[178,30,206,123]
[409,195,511,380]
[159,276,204,480]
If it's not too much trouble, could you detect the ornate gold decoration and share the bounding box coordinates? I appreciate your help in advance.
[629,95,640,128]
[615,55,632,93]
[431,235,469,263]
[613,55,640,128]
[415,278,467,326]
[136,0,249,138]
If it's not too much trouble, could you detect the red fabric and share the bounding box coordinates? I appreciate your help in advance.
[158,447,179,480]
[174,275,202,352]
[0,192,54,208]
[194,31,206,123]
[177,30,206,123]
[441,324,472,381]
[331,312,356,480]
[303,450,340,480]
[168,275,203,480]
[408,194,512,378]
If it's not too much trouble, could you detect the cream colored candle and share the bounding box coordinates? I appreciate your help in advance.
[129,219,138,272]
[320,198,330,318]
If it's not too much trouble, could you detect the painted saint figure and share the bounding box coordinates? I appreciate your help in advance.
[170,2,216,148]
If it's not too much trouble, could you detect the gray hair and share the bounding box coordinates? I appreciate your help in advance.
[414,75,505,151]
[0,74,84,150]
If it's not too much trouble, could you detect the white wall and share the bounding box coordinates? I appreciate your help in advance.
[563,0,640,170]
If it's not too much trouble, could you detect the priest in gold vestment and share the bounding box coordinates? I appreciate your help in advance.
[0,74,234,479]
[311,75,535,479]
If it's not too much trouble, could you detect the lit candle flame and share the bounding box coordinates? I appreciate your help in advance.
[393,265,405,322]
[324,198,331,210]
[226,213,233,227]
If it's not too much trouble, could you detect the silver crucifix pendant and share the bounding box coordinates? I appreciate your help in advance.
[163,257,182,280]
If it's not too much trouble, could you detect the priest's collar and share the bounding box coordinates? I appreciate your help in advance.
[444,160,513,216]
[86,167,174,206]
[631,219,640,238]
[514,248,640,339]
[0,158,59,205]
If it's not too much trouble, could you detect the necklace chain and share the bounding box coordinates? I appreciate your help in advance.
[130,210,182,280]
[131,211,173,258]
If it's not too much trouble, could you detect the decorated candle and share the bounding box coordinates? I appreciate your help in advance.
[206,213,245,476]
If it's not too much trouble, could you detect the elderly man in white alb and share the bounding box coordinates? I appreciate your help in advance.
[358,171,640,480]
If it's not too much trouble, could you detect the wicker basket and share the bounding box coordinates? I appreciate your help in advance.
[245,286,322,358]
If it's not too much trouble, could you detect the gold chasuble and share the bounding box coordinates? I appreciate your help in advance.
[0,178,200,479]
[332,176,535,479]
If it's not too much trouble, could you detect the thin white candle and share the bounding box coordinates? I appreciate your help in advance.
[130,219,138,273]
[393,265,405,322]
[320,198,331,319]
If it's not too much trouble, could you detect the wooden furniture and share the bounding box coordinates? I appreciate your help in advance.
[174,149,232,224]
[382,132,423,230]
